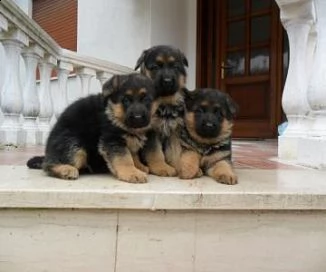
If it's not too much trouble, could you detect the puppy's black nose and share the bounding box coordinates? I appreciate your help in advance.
[205,122,214,128]
[162,77,174,88]
[163,78,172,83]
[131,113,145,121]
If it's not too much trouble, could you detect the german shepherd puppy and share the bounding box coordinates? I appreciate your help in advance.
[27,74,157,183]
[178,88,238,185]
[135,45,188,176]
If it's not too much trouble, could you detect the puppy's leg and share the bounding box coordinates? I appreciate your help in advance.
[178,150,202,179]
[206,160,237,185]
[143,132,177,177]
[44,148,87,180]
[99,143,147,183]
[132,153,149,174]
[165,134,182,170]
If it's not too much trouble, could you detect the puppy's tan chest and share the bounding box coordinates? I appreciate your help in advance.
[123,135,146,153]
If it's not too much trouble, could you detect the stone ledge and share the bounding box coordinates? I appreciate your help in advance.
[0,166,326,210]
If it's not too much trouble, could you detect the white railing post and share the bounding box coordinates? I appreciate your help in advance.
[21,44,44,146]
[0,14,8,32]
[53,61,73,119]
[96,71,112,86]
[0,29,29,146]
[275,0,315,160]
[298,0,326,168]
[37,55,57,145]
[77,67,96,97]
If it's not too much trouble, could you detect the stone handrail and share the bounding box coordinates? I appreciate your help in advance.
[0,0,134,146]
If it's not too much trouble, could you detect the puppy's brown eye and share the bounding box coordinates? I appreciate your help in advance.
[122,97,131,107]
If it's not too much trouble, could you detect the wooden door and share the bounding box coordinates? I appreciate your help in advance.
[197,0,285,138]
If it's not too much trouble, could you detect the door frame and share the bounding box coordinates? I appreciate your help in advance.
[196,0,285,138]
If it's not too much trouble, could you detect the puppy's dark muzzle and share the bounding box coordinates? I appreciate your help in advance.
[197,118,220,138]
[126,110,150,128]
[161,77,175,89]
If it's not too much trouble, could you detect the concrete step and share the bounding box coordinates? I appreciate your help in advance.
[1,166,326,272]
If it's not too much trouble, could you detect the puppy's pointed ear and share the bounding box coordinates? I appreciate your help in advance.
[183,88,196,109]
[102,75,121,97]
[179,50,189,67]
[182,88,193,100]
[134,49,148,71]
[225,94,239,119]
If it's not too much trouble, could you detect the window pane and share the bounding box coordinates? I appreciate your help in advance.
[228,0,246,17]
[226,51,246,77]
[228,20,246,47]
[251,0,272,12]
[251,16,270,44]
[250,48,270,74]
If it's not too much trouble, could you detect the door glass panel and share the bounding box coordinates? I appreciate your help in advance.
[251,0,271,12]
[228,20,246,47]
[251,16,270,44]
[250,48,270,74]
[228,0,246,17]
[226,51,245,77]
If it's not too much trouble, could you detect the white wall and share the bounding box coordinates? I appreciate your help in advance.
[77,0,151,69]
[150,0,197,89]
[12,0,32,17]
[77,0,197,89]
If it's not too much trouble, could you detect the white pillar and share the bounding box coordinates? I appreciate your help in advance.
[37,55,56,145]
[77,67,96,97]
[96,71,112,87]
[53,61,73,119]
[0,14,8,33]
[0,29,29,145]
[275,0,315,160]
[21,44,44,146]
[298,0,326,168]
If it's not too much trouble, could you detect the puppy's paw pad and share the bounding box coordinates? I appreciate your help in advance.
[213,172,238,185]
[179,164,201,179]
[118,169,148,184]
[136,164,150,174]
[52,165,79,180]
[150,164,177,177]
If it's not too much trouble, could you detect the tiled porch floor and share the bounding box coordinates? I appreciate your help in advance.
[0,140,303,169]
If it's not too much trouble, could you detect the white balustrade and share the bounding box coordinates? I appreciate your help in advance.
[275,0,315,160]
[21,44,44,145]
[0,13,8,32]
[37,55,56,145]
[298,0,326,168]
[97,71,112,86]
[77,67,96,97]
[0,0,135,146]
[307,0,326,136]
[0,29,29,145]
[53,62,73,119]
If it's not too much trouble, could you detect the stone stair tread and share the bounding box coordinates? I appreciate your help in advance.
[0,166,325,210]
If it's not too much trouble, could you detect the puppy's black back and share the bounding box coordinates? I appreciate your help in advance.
[44,94,107,171]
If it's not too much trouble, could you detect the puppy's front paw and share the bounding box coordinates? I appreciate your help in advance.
[208,161,238,185]
[135,163,150,174]
[212,170,238,185]
[50,164,79,180]
[179,163,201,179]
[149,163,177,177]
[117,168,148,183]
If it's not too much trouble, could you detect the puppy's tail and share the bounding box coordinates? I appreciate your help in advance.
[26,156,45,169]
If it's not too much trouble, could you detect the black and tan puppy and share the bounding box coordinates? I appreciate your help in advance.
[28,74,157,183]
[135,45,188,176]
[178,88,238,185]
